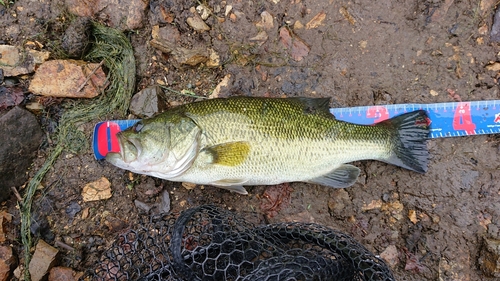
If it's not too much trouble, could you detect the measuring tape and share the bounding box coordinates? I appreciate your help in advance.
[93,100,500,160]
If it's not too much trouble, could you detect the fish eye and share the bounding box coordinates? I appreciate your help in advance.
[133,122,144,133]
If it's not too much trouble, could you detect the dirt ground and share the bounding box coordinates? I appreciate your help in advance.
[1,0,500,280]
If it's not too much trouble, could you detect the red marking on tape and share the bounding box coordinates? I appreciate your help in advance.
[494,113,500,123]
[453,102,476,134]
[97,121,121,156]
[366,106,389,123]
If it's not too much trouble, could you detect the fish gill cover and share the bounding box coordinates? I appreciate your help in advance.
[86,205,395,281]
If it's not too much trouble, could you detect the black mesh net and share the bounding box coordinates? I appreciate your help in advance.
[86,205,395,281]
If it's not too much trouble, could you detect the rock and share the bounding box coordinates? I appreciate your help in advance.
[225,5,232,16]
[481,0,497,17]
[152,25,180,42]
[29,60,108,99]
[134,200,152,213]
[28,240,59,281]
[479,237,500,277]
[408,209,418,224]
[48,267,83,281]
[491,5,500,42]
[249,31,269,45]
[65,0,147,31]
[187,15,210,32]
[0,246,16,267]
[429,0,454,23]
[380,245,399,267]
[306,11,326,29]
[488,223,500,240]
[61,17,92,58]
[0,260,9,281]
[206,49,220,68]
[327,189,350,216]
[13,265,22,280]
[129,86,167,118]
[182,182,197,190]
[103,216,128,233]
[0,45,50,77]
[65,201,81,220]
[65,0,94,17]
[0,85,25,110]
[279,27,310,62]
[361,199,383,211]
[150,38,209,66]
[0,212,13,243]
[486,62,500,72]
[0,245,16,281]
[255,11,274,30]
[210,74,231,99]
[158,189,170,214]
[0,107,43,202]
[82,177,112,202]
[229,13,237,22]
[149,0,175,24]
[196,4,210,20]
[284,210,315,223]
[293,20,304,30]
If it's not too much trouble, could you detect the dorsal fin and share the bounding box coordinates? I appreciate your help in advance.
[288,97,333,117]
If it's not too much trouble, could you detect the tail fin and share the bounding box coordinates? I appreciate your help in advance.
[377,110,430,173]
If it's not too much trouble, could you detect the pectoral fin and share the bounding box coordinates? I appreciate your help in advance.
[204,141,251,166]
[308,164,360,188]
[210,179,249,195]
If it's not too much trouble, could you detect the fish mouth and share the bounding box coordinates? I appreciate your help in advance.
[115,133,141,163]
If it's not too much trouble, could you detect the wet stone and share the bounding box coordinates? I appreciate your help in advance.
[491,5,500,42]
[380,245,399,267]
[488,223,500,240]
[327,189,351,218]
[0,85,24,110]
[0,245,16,281]
[196,4,210,20]
[0,45,50,76]
[0,107,43,202]
[30,201,56,242]
[65,201,81,219]
[150,38,209,66]
[61,17,91,58]
[129,86,167,117]
[29,240,59,281]
[48,267,83,281]
[0,212,13,243]
[479,237,500,277]
[153,25,180,43]
[65,0,147,31]
[187,15,210,32]
[82,177,112,202]
[29,60,108,99]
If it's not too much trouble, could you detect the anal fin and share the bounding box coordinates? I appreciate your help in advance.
[308,164,360,188]
[210,179,249,195]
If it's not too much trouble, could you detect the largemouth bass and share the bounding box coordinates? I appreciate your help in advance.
[106,97,429,195]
